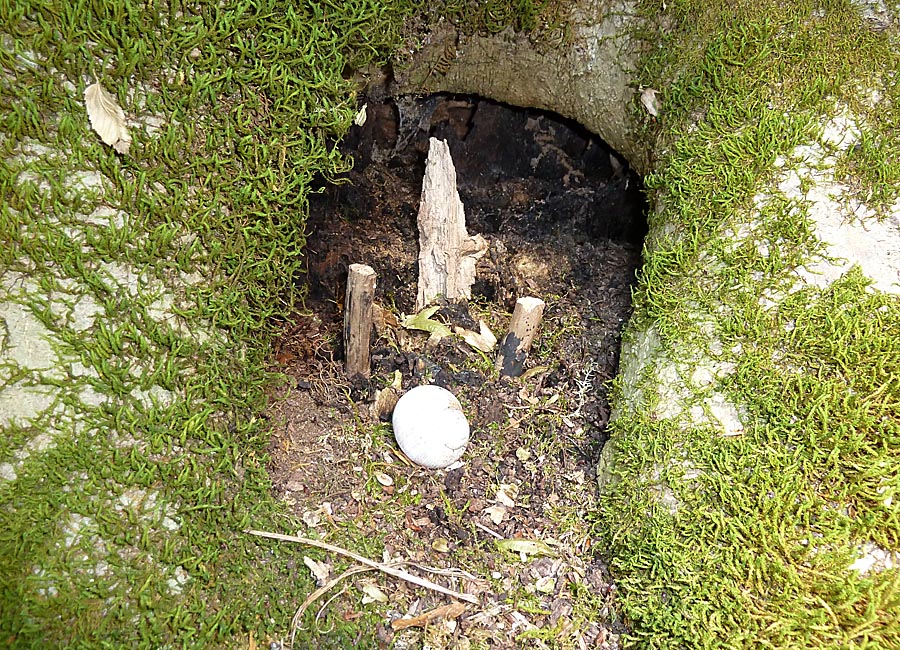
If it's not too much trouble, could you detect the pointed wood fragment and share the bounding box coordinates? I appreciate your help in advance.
[416,137,488,310]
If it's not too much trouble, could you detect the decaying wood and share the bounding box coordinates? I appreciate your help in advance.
[496,297,545,377]
[391,602,468,630]
[416,137,488,310]
[343,263,376,378]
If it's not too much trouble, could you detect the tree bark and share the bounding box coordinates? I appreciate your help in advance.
[391,1,647,172]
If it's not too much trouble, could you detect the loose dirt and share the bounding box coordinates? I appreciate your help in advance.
[265,94,645,648]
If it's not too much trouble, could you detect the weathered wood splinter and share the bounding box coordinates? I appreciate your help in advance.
[496,297,545,377]
[343,263,377,378]
[416,137,488,310]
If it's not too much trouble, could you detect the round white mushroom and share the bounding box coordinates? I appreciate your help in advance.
[392,385,470,469]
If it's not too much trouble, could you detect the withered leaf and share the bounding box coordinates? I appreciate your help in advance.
[401,306,452,338]
[84,82,132,154]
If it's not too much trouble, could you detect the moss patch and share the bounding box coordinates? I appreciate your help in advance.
[0,0,414,646]
[600,1,900,648]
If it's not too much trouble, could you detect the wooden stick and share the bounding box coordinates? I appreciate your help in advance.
[246,529,479,604]
[495,297,545,377]
[343,263,376,378]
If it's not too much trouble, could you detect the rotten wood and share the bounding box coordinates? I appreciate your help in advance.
[415,137,488,310]
[343,263,376,378]
[496,296,545,377]
[391,602,468,631]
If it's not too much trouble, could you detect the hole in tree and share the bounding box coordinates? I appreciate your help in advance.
[267,96,644,637]
[297,94,647,452]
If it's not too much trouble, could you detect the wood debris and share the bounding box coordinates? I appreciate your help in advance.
[391,602,467,630]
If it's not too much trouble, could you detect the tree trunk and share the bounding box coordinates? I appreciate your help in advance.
[390,1,648,172]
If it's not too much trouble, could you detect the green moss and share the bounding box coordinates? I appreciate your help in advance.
[600,1,900,648]
[0,0,415,646]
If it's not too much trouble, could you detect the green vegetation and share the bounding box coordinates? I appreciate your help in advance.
[0,0,414,646]
[425,0,565,37]
[599,1,900,647]
[3,0,897,646]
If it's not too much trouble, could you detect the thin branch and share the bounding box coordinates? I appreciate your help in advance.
[291,566,372,648]
[246,529,480,604]
[474,521,504,540]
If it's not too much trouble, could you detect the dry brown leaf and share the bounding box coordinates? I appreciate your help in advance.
[454,320,498,353]
[484,504,506,525]
[640,87,660,117]
[372,386,400,420]
[373,303,399,332]
[84,82,132,154]
[405,512,432,532]
[391,602,467,631]
[495,483,518,507]
[360,582,389,604]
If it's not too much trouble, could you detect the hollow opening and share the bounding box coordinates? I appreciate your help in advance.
[271,90,648,473]
[305,94,647,317]
[266,94,646,641]
[296,94,646,434]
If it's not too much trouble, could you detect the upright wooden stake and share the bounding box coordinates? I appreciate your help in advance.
[344,264,377,379]
[496,297,545,377]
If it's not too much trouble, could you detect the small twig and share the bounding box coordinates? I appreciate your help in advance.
[246,529,479,604]
[291,566,372,648]
[474,521,504,540]
[289,559,482,647]
[391,601,467,631]
[400,562,482,582]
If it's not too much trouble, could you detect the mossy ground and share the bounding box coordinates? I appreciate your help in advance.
[2,0,898,647]
[599,1,900,648]
[0,0,414,646]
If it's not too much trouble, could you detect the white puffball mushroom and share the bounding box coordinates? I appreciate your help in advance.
[392,385,470,469]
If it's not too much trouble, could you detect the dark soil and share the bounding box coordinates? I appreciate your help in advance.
[266,94,645,649]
